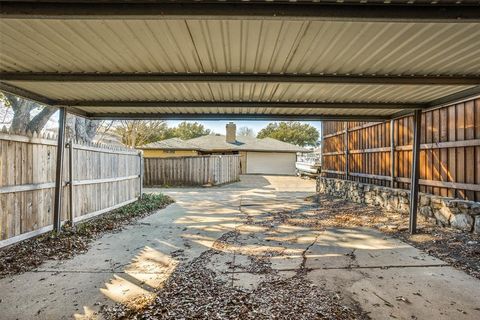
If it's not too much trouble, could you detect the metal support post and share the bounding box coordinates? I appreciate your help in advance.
[139,151,144,200]
[390,119,395,188]
[68,139,74,225]
[53,107,67,232]
[344,122,349,180]
[409,110,422,234]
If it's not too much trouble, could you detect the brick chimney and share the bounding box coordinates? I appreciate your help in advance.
[226,122,236,143]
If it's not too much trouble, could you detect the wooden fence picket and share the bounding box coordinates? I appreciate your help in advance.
[0,132,141,246]
[143,155,240,187]
[322,97,480,201]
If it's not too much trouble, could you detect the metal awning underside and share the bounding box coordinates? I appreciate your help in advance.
[1,1,480,120]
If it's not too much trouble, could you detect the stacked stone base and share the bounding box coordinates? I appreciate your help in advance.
[317,177,480,233]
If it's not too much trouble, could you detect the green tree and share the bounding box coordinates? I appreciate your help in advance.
[257,122,319,147]
[171,121,211,140]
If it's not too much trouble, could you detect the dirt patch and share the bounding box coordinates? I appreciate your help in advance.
[0,193,173,278]
[312,195,480,279]
[102,231,368,320]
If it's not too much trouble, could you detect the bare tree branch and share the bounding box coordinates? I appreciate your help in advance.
[26,105,57,133]
[2,92,57,134]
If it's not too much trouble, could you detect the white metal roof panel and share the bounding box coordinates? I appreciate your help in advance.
[3,82,473,104]
[1,19,480,75]
[0,2,479,120]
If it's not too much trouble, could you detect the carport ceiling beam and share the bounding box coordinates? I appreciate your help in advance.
[2,73,480,86]
[84,113,390,122]
[0,81,54,105]
[0,82,89,118]
[390,86,480,119]
[1,2,480,22]
[426,85,480,108]
[59,101,422,110]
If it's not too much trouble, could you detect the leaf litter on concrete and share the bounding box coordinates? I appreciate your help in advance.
[102,230,368,320]
[311,195,480,279]
[102,192,479,319]
[0,193,173,278]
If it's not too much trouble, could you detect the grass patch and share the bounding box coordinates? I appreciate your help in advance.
[0,193,174,278]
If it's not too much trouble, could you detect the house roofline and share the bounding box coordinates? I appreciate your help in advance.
[198,148,310,153]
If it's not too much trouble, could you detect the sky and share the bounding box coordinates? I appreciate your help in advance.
[166,120,322,136]
[1,102,322,137]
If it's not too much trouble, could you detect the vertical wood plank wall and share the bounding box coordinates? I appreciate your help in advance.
[0,132,142,244]
[144,155,240,187]
[322,98,480,202]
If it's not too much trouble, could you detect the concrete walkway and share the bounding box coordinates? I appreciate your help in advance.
[0,175,479,319]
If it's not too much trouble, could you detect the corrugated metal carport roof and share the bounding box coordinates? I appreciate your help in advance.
[1,1,480,120]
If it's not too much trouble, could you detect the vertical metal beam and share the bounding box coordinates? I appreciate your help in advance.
[68,139,74,225]
[409,110,422,234]
[139,151,144,200]
[390,119,395,188]
[53,107,66,232]
[320,122,325,176]
[344,122,349,180]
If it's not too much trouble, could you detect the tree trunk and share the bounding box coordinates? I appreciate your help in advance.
[5,93,33,133]
[10,106,31,133]
[85,119,100,141]
[3,92,57,134]
[2,93,100,141]
[65,115,101,142]
[74,118,88,141]
[27,106,57,133]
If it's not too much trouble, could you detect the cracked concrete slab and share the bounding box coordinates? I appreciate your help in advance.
[313,228,446,269]
[307,266,480,320]
[232,271,269,290]
[1,175,479,320]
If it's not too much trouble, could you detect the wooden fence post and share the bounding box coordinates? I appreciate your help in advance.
[68,139,74,224]
[390,119,395,188]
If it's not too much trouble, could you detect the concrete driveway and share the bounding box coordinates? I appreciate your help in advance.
[0,175,479,319]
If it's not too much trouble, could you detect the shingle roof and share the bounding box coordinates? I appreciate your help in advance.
[187,134,309,153]
[139,138,201,150]
[138,135,309,153]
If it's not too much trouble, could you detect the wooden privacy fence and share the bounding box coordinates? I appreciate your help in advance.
[0,130,142,247]
[144,155,240,187]
[322,97,480,202]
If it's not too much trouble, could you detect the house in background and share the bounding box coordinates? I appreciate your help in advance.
[138,123,309,175]
[138,137,202,158]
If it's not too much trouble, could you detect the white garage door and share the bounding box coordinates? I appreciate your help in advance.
[246,152,296,175]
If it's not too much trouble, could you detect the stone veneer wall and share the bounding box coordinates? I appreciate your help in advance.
[317,177,480,233]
